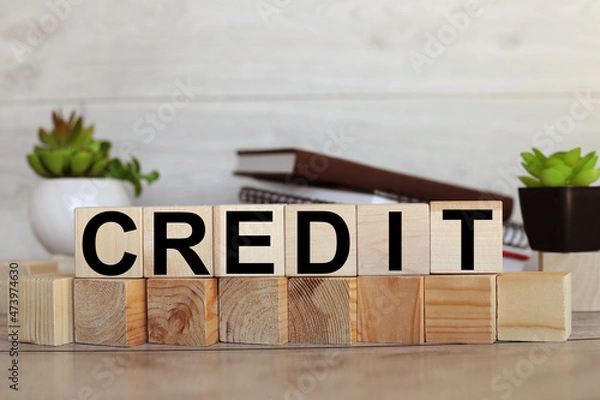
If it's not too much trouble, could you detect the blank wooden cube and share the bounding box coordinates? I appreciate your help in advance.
[286,204,357,276]
[147,278,218,346]
[497,272,571,342]
[288,277,357,344]
[540,252,600,311]
[430,201,502,274]
[143,207,214,278]
[425,274,497,344]
[214,205,285,277]
[358,276,424,344]
[75,207,143,278]
[219,277,288,345]
[357,204,429,275]
[1,260,59,316]
[74,279,147,347]
[18,274,73,346]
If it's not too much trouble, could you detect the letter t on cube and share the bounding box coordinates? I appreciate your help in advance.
[430,201,502,274]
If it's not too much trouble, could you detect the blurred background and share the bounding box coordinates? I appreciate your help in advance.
[1,0,599,259]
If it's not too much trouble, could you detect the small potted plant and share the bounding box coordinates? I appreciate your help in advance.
[27,110,159,255]
[518,147,600,252]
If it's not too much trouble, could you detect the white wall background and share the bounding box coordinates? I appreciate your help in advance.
[1,0,600,259]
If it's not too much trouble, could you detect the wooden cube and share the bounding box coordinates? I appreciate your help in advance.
[540,252,600,311]
[358,276,424,344]
[147,278,218,346]
[286,204,357,276]
[430,201,502,274]
[357,204,429,275]
[17,274,73,346]
[75,207,144,278]
[74,279,147,347]
[1,260,59,316]
[143,207,214,278]
[219,277,288,345]
[497,272,571,342]
[425,274,497,344]
[214,205,285,277]
[288,277,357,344]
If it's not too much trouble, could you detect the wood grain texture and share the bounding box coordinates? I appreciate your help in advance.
[75,207,144,278]
[288,277,357,344]
[430,201,503,274]
[18,274,73,346]
[425,274,497,344]
[74,278,147,347]
[357,204,429,275]
[5,340,600,400]
[147,278,217,346]
[0,260,59,316]
[357,276,424,344]
[143,207,214,278]
[497,272,572,342]
[214,205,285,277]
[219,277,288,345]
[286,204,357,277]
[540,252,600,311]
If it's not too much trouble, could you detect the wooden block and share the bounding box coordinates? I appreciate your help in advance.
[430,201,502,274]
[214,205,285,277]
[75,207,144,278]
[219,277,287,345]
[540,252,600,311]
[143,207,214,278]
[286,204,357,276]
[288,277,357,344]
[357,276,424,344]
[147,278,218,346]
[425,274,497,344]
[357,204,429,275]
[497,272,571,342]
[1,260,59,316]
[74,278,147,347]
[17,274,73,346]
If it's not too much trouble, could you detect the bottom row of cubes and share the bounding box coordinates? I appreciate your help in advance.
[17,273,571,347]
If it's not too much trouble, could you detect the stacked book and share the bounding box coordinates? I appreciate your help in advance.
[234,148,530,271]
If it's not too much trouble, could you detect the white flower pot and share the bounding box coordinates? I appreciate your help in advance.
[28,178,133,255]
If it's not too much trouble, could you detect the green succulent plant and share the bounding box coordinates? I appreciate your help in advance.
[27,110,159,196]
[519,147,600,187]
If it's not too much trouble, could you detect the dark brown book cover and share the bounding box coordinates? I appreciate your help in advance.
[235,148,514,220]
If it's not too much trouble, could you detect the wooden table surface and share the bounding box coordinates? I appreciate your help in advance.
[2,313,600,400]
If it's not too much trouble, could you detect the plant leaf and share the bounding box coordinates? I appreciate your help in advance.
[532,148,547,162]
[540,168,566,186]
[26,154,52,177]
[39,150,64,176]
[521,160,542,178]
[71,125,94,149]
[88,158,110,176]
[543,156,566,169]
[38,128,57,148]
[70,151,94,176]
[563,147,581,166]
[518,176,542,187]
[572,168,600,186]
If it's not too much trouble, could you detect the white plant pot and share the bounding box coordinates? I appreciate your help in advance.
[28,178,133,255]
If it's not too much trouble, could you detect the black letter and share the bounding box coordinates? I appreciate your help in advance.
[153,212,209,275]
[297,211,350,274]
[389,211,403,271]
[82,211,137,276]
[443,209,493,270]
[226,211,274,274]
